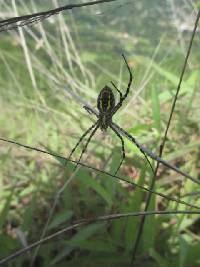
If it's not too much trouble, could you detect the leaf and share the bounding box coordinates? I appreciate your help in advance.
[142,192,156,251]
[186,241,200,266]
[125,169,145,250]
[185,69,200,87]
[48,224,106,265]
[179,235,189,267]
[43,146,68,166]
[151,86,161,131]
[77,169,112,206]
[149,248,170,267]
[0,190,13,231]
[0,234,19,257]
[103,148,120,201]
[21,189,37,231]
[49,247,73,266]
[136,55,191,103]
[48,211,73,230]
[69,223,105,245]
[66,240,116,252]
[124,138,141,155]
[19,184,34,197]
[127,124,150,135]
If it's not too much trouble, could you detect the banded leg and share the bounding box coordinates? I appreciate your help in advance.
[112,123,154,174]
[73,123,99,170]
[110,125,125,175]
[111,81,124,112]
[83,105,99,118]
[111,81,123,100]
[113,54,133,114]
[67,122,98,165]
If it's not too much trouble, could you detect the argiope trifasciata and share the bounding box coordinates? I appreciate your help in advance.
[67,54,154,175]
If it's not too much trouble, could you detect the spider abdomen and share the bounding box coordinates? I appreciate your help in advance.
[97,86,115,113]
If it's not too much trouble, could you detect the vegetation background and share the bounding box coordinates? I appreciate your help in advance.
[0,0,199,266]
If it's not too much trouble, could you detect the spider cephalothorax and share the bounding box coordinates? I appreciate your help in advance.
[97,86,115,131]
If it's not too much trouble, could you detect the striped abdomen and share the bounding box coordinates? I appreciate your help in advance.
[97,86,115,113]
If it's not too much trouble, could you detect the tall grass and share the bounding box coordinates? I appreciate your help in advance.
[0,1,200,266]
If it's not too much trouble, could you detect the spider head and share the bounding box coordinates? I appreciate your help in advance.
[97,86,115,131]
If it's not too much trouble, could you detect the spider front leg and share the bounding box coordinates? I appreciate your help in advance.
[113,54,133,114]
[83,105,99,118]
[111,81,123,104]
[110,125,125,175]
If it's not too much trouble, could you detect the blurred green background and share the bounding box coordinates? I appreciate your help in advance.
[0,0,200,266]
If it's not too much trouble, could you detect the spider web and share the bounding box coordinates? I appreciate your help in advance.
[0,1,199,266]
[0,0,118,32]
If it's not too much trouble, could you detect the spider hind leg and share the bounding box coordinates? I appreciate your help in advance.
[110,125,125,175]
[73,123,99,170]
[66,122,98,168]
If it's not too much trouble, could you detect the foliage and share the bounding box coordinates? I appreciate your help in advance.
[0,0,199,266]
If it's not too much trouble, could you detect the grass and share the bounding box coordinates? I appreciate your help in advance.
[0,0,200,266]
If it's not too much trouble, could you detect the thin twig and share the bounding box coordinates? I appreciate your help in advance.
[113,123,200,184]
[0,209,199,266]
[0,137,198,210]
[0,0,118,32]
[130,10,200,266]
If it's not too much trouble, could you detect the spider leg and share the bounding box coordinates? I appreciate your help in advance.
[112,123,154,174]
[110,125,125,175]
[83,105,99,118]
[73,123,99,170]
[111,81,123,99]
[67,122,98,165]
[131,136,154,174]
[112,54,133,114]
[111,81,123,107]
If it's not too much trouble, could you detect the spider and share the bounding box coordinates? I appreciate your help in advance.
[67,54,154,175]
